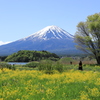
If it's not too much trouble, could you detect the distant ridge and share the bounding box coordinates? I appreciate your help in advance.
[0,25,80,56]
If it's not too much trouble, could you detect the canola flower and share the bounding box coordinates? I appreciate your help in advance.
[0,68,100,100]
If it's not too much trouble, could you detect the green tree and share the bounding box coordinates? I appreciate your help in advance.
[5,50,60,62]
[75,13,100,64]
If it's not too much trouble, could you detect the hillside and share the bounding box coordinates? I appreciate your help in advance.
[5,50,60,62]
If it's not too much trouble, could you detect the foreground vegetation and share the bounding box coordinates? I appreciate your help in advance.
[0,58,100,100]
[0,67,100,100]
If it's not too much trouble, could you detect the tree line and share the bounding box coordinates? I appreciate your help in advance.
[0,56,7,61]
[5,50,60,62]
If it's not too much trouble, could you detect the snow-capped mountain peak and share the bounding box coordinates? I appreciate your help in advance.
[22,25,74,41]
[0,25,78,56]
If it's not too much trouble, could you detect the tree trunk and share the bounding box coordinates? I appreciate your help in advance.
[96,56,100,65]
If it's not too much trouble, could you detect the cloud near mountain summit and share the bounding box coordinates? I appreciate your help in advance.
[0,41,11,46]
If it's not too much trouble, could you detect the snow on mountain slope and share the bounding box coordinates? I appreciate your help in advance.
[0,25,79,56]
[20,25,74,41]
[0,41,11,46]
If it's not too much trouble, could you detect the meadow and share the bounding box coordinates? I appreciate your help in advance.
[0,57,100,100]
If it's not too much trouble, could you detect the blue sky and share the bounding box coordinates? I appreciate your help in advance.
[0,0,100,45]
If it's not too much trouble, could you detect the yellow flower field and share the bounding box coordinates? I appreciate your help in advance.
[0,68,100,100]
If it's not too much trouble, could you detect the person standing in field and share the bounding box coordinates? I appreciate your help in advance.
[70,61,72,65]
[78,61,83,70]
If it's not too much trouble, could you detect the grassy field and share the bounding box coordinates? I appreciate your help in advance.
[0,57,100,100]
[0,62,100,100]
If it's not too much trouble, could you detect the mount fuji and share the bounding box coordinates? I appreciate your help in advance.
[0,25,79,56]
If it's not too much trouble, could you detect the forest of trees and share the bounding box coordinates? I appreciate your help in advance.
[4,50,60,62]
[0,56,7,61]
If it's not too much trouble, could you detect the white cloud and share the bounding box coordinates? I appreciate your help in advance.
[0,41,11,46]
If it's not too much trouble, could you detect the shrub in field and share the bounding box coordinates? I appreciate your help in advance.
[0,63,16,70]
[48,57,60,61]
[38,60,54,74]
[38,60,64,74]
[53,62,64,73]
[59,57,74,64]
[23,61,39,68]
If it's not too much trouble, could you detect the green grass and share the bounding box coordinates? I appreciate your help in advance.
[0,66,100,100]
[0,58,100,100]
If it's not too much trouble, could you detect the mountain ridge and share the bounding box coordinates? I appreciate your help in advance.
[0,25,80,56]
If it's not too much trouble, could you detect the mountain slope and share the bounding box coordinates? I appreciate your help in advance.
[20,25,74,41]
[0,25,79,56]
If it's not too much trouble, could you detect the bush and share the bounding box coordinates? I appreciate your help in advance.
[48,57,60,61]
[53,62,64,73]
[23,61,39,68]
[0,63,16,70]
[38,60,54,74]
[38,60,64,74]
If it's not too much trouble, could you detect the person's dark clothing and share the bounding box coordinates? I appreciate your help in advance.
[78,61,83,70]
[70,61,72,65]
